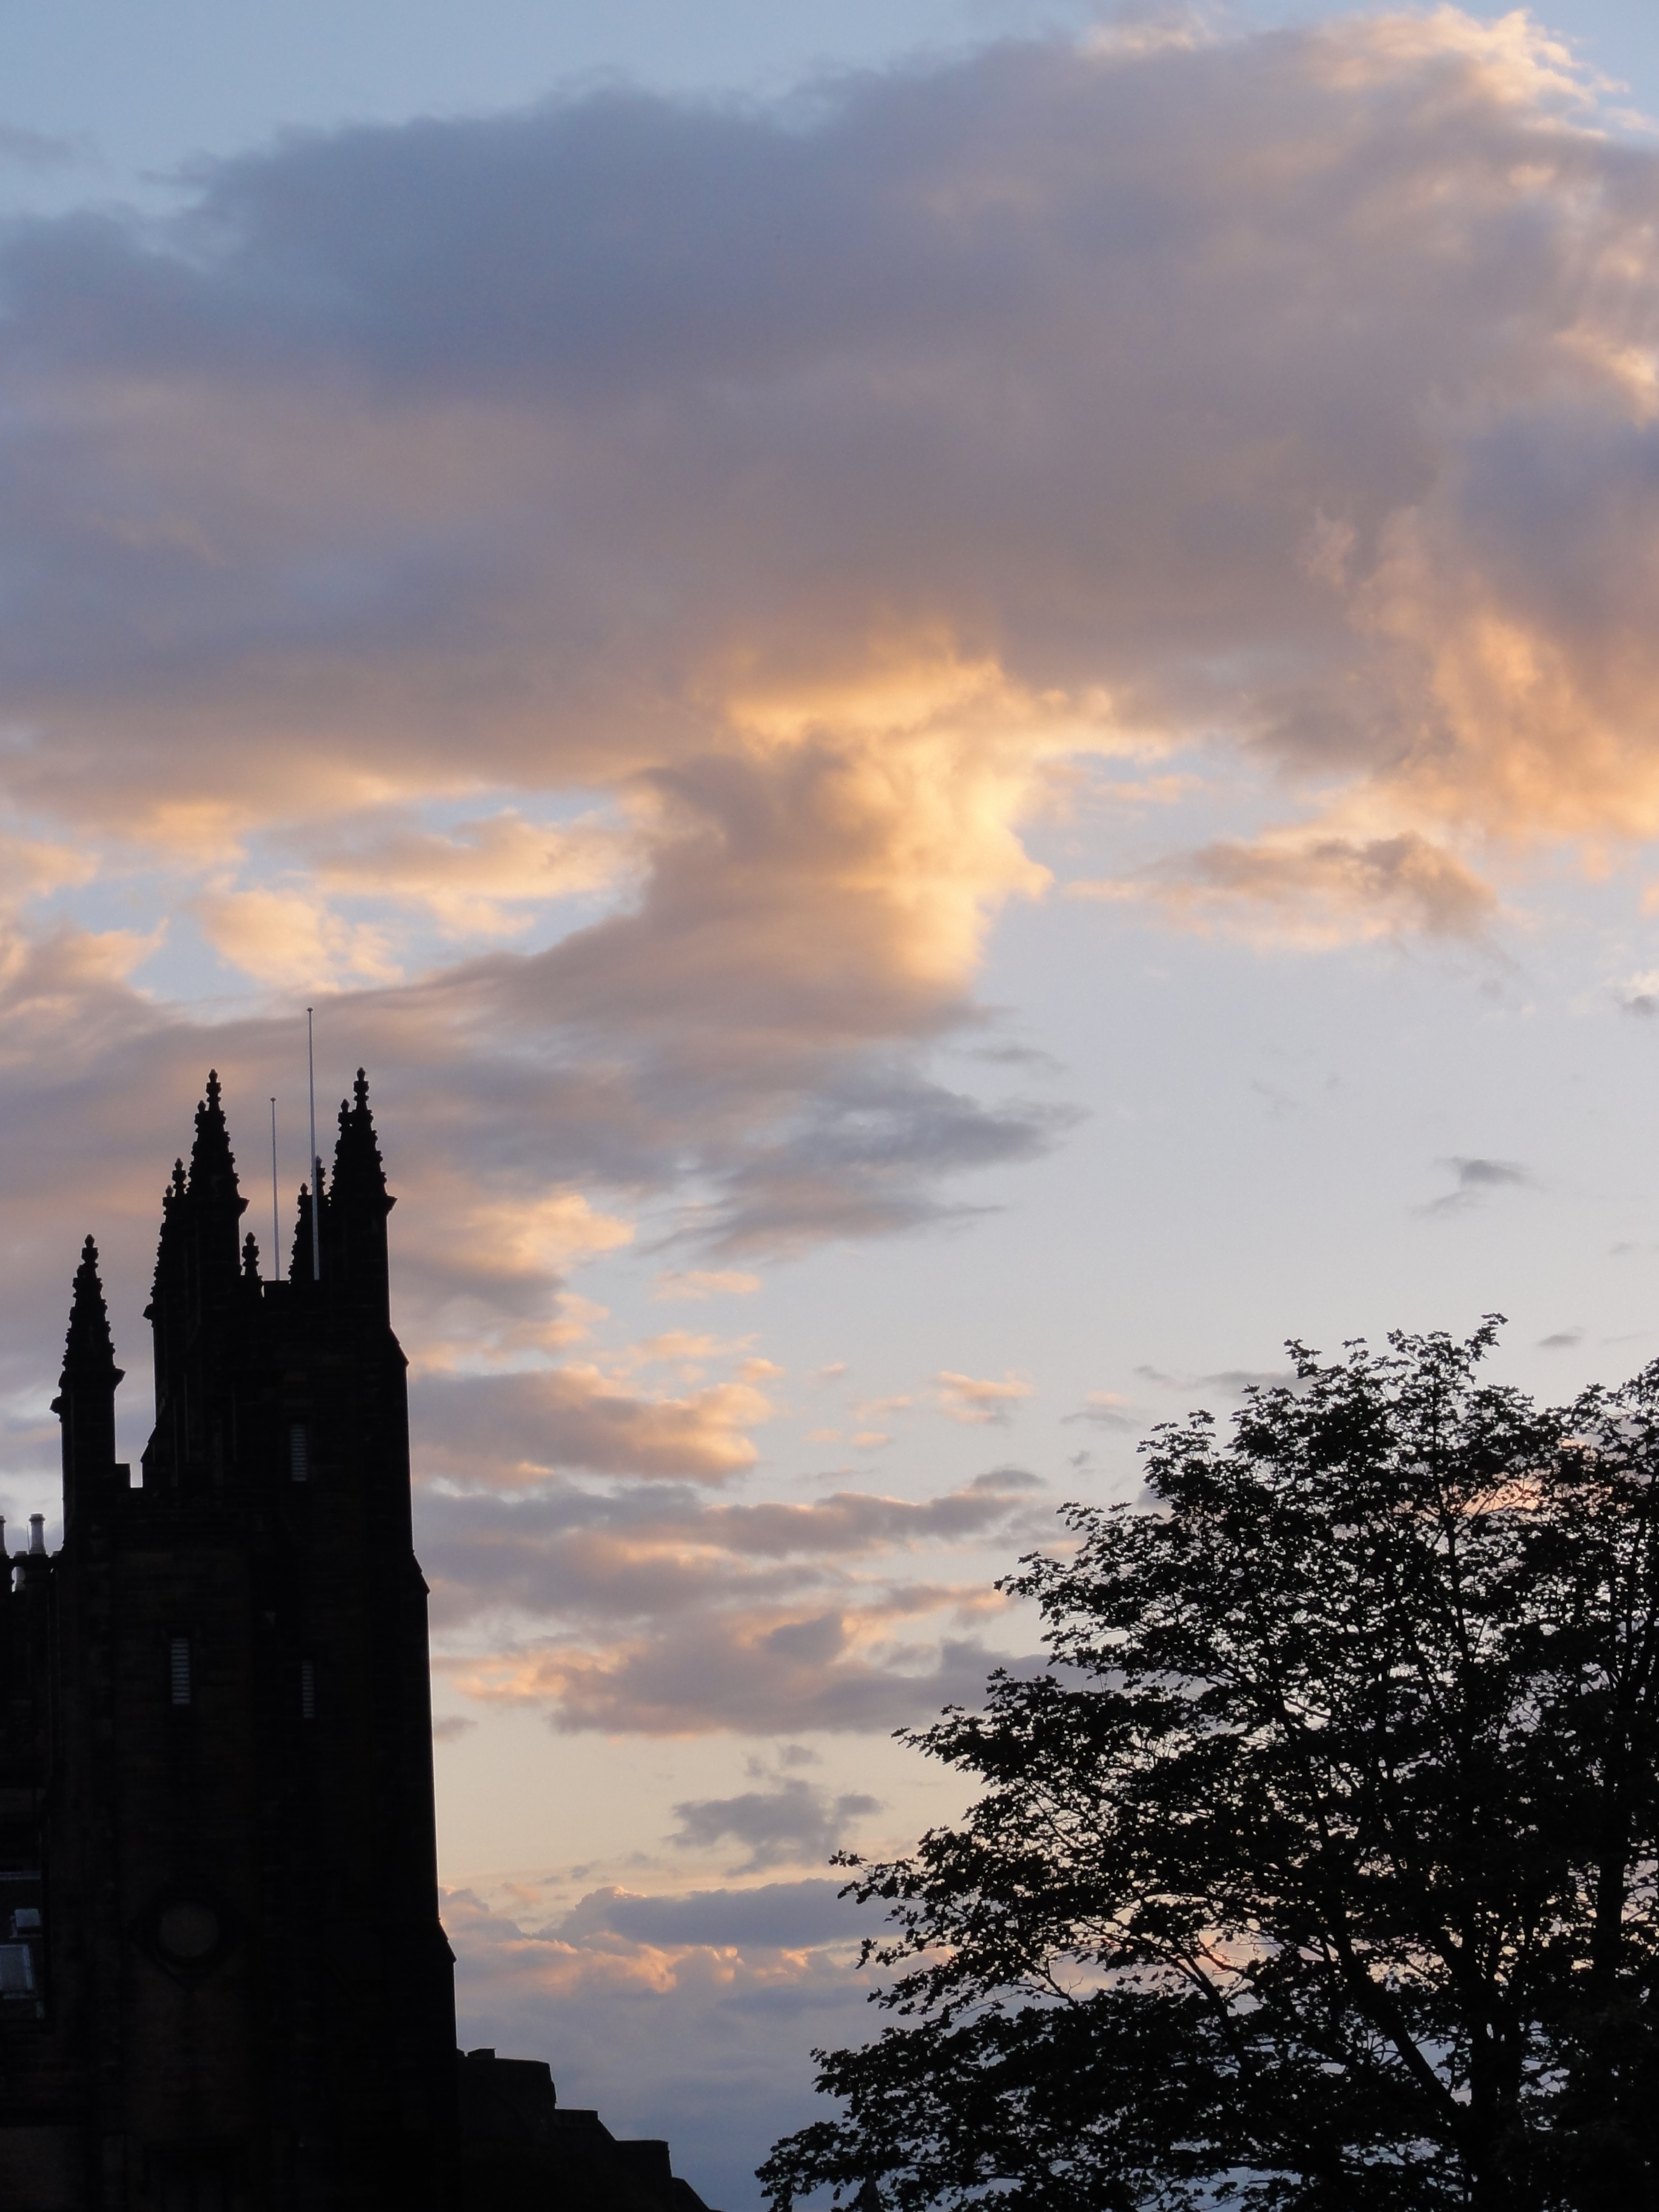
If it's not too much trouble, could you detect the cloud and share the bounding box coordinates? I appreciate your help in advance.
[651,1270,763,1302]
[418,1466,1044,1630]
[0,122,89,172]
[1133,1364,1300,1398]
[418,1464,1045,1737]
[455,1623,1013,1738]
[558,1878,865,1952]
[1423,1154,1532,1214]
[669,1780,881,1873]
[295,809,634,939]
[0,11,1648,947]
[413,1366,771,1483]
[935,1370,1033,1425]
[195,885,401,990]
[1081,825,1498,945]
[0,5,1649,1389]
[1064,1392,1137,1432]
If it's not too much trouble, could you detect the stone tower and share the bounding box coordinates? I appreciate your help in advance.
[0,1071,458,2210]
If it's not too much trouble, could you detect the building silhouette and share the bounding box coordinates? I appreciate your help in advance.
[0,1073,716,2212]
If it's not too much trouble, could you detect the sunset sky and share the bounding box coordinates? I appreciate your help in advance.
[5,1,1659,2200]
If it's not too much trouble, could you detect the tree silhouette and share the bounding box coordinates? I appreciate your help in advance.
[760,1322,1659,2211]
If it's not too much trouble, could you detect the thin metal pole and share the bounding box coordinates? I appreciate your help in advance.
[307,1008,320,1282]
[270,1097,280,1278]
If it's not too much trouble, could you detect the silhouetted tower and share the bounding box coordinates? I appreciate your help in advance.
[0,1070,458,2211]
[53,1237,124,1535]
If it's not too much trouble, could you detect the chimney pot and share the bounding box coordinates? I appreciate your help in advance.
[28,1514,45,1555]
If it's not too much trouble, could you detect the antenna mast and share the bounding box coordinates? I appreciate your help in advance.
[269,1097,280,1277]
[307,1008,320,1282]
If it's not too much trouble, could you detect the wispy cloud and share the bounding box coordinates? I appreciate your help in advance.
[935,1370,1033,1426]
[1422,1156,1533,1216]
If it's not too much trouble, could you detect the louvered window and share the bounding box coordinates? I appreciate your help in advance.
[169,1635,192,1707]
[289,1423,309,1481]
[300,1660,316,1721]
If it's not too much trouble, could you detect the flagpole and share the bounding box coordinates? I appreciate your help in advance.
[269,1096,280,1279]
[307,1008,320,1282]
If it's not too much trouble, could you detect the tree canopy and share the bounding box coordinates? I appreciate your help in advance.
[759,1324,1659,2211]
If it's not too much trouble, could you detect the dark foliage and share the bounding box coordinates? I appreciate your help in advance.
[759,1323,1659,2211]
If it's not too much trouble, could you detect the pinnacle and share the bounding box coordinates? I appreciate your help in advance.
[190,1068,236,1182]
[333,1064,388,1207]
[63,1235,118,1376]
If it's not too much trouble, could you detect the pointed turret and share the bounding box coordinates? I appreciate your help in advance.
[187,1068,249,1285]
[327,1069,394,1322]
[142,1076,252,1490]
[52,1235,124,1531]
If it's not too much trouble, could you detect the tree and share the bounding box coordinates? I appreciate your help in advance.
[759,1324,1659,2211]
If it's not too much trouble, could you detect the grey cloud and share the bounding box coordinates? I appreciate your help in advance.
[557,1878,865,1952]
[415,1467,1045,1635]
[1199,1368,1300,1395]
[1130,1364,1298,1398]
[532,1624,1022,1736]
[1063,1398,1136,1432]
[1447,1158,1529,1190]
[669,1780,880,1872]
[0,16,1641,851]
[1423,1155,1532,1216]
[1143,831,1496,940]
[418,1465,1046,1740]
[0,15,1640,1369]
[420,1454,1042,1729]
[0,13,1652,1610]
[1538,1329,1583,1350]
[0,123,88,171]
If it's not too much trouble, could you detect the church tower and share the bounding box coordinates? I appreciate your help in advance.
[0,1071,458,2211]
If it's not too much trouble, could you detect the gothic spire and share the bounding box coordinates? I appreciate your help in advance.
[332,1070,389,1201]
[326,1067,394,1318]
[189,1068,243,1209]
[54,1234,124,1529]
[61,1236,121,1389]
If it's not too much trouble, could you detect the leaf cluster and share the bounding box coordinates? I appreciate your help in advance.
[759,1324,1659,2212]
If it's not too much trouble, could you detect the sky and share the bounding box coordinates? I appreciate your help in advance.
[7,0,1659,2200]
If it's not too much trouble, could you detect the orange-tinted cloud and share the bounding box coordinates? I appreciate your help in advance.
[4,10,1659,1649]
